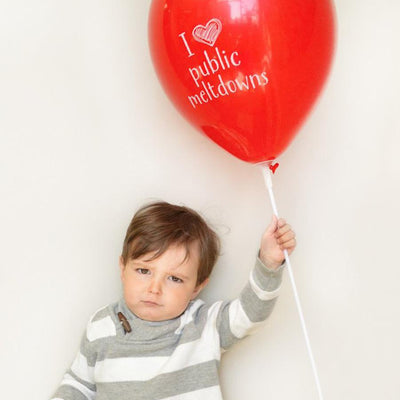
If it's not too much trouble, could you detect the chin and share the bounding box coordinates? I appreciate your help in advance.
[137,311,169,322]
[143,310,184,322]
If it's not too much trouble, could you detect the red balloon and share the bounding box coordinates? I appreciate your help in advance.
[148,0,336,164]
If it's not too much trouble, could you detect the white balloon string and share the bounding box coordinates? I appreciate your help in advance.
[260,164,324,400]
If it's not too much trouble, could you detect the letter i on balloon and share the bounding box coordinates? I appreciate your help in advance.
[178,32,195,57]
[149,2,336,399]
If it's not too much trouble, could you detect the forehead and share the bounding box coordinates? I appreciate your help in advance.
[136,242,200,272]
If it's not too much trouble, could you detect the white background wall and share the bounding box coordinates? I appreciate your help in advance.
[1,1,399,399]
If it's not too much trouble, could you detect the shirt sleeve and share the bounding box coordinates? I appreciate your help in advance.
[50,326,98,400]
[216,255,284,350]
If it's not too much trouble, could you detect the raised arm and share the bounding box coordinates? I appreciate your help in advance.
[215,216,296,350]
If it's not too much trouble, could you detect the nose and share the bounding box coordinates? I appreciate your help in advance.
[148,278,162,295]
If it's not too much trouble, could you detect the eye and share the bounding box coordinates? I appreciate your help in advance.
[169,276,183,283]
[136,268,150,275]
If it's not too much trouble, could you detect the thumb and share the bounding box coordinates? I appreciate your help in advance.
[265,214,278,235]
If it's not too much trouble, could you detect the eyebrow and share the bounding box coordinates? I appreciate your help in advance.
[132,260,150,266]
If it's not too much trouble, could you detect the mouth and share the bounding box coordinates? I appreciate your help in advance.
[141,300,161,307]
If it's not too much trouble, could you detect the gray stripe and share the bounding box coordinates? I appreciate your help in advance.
[95,360,220,400]
[67,369,96,392]
[84,303,211,362]
[240,282,278,322]
[254,257,283,291]
[91,305,111,323]
[53,384,89,400]
[216,301,240,350]
[80,335,97,367]
[87,318,213,361]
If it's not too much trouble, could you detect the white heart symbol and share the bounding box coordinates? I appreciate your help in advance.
[192,18,222,47]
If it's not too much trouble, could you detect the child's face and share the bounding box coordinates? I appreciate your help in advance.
[119,242,208,322]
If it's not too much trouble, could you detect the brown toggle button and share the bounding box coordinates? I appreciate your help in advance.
[117,312,132,333]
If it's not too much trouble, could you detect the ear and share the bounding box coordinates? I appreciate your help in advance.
[190,278,209,300]
[119,256,126,280]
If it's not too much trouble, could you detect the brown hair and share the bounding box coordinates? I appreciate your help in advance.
[121,201,220,285]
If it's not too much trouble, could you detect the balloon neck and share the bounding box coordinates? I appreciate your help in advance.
[256,160,280,174]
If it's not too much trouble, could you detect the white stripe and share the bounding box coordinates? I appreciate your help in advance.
[95,355,167,382]
[206,301,223,325]
[228,299,264,339]
[175,299,205,334]
[60,373,96,400]
[162,385,222,400]
[205,301,223,353]
[71,352,95,383]
[95,308,221,383]
[87,316,116,342]
[249,270,281,300]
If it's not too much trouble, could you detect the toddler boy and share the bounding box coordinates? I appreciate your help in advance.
[52,201,296,400]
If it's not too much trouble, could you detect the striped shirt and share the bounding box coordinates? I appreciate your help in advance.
[51,256,283,400]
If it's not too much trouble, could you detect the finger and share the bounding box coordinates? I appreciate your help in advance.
[279,237,296,251]
[275,224,293,238]
[265,214,278,235]
[277,231,296,245]
[277,218,286,228]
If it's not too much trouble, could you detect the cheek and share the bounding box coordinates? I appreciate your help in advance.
[168,285,196,305]
[122,274,141,295]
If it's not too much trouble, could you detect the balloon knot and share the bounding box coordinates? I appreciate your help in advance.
[269,163,279,174]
